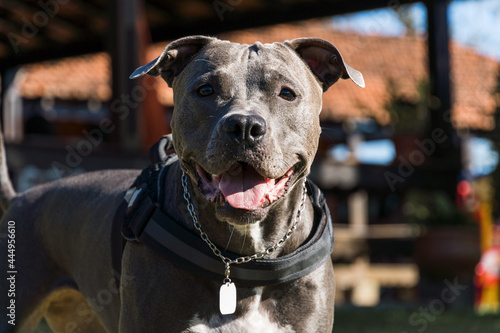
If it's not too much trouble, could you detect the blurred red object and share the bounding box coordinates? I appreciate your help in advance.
[475,246,500,286]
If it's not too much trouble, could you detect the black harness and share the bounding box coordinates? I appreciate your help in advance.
[111,135,334,287]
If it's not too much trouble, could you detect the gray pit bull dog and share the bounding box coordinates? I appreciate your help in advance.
[0,35,363,332]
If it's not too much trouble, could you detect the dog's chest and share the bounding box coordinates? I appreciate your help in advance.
[185,288,295,333]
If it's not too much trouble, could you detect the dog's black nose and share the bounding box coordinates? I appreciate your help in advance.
[223,114,267,146]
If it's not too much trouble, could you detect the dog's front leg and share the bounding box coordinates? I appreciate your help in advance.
[118,242,211,332]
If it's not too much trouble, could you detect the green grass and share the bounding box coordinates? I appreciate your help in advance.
[334,306,500,333]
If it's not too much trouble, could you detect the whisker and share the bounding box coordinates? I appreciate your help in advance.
[239,218,250,253]
[194,59,213,64]
[225,224,235,251]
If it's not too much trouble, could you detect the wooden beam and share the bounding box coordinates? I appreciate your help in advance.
[1,0,423,70]
[2,0,86,36]
[149,0,419,44]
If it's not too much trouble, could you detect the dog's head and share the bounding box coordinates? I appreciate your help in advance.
[131,36,364,224]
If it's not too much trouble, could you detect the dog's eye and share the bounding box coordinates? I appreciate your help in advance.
[279,88,296,101]
[197,85,214,97]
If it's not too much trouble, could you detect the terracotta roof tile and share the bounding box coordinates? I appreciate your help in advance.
[17,19,499,131]
[19,53,111,101]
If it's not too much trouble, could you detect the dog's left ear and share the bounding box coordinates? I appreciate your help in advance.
[129,35,217,87]
[286,38,365,91]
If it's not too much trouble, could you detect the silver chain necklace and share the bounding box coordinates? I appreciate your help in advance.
[181,170,307,315]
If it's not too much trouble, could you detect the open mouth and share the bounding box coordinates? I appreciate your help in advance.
[195,162,296,210]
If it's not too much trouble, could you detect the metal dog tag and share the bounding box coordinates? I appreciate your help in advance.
[219,282,237,315]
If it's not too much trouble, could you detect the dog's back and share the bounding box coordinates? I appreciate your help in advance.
[0,166,139,332]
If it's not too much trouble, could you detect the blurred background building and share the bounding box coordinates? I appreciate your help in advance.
[1,0,500,319]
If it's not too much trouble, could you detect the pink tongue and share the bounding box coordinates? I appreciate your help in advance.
[219,163,270,210]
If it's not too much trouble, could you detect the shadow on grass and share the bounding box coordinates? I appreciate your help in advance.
[334,306,500,333]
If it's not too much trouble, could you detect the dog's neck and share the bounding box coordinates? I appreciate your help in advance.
[196,183,314,257]
[163,163,315,257]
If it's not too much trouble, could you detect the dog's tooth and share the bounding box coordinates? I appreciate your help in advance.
[212,175,221,187]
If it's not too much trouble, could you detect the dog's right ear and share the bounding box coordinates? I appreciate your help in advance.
[129,35,217,87]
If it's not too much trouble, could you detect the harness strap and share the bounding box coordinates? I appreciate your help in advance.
[111,135,174,287]
[111,199,128,286]
[135,182,333,286]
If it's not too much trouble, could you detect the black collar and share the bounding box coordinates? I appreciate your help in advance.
[112,148,334,287]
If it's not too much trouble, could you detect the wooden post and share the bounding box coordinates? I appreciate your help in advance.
[107,0,167,151]
[425,0,461,197]
[108,0,142,151]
